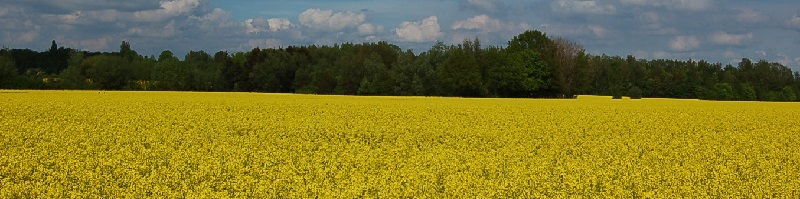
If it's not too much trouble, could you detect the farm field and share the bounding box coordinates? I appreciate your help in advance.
[1,90,799,197]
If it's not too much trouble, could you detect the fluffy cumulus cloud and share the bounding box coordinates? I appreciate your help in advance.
[244,17,268,34]
[132,0,202,22]
[449,14,532,43]
[268,18,293,32]
[357,23,383,36]
[298,9,366,31]
[451,14,526,31]
[669,35,700,52]
[244,17,292,33]
[553,0,617,15]
[710,32,752,46]
[395,16,443,42]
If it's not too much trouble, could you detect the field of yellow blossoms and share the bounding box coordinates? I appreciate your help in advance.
[1,90,799,197]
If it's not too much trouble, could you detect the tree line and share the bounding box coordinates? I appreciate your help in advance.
[1,30,798,101]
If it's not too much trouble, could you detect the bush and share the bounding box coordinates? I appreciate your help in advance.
[628,86,643,99]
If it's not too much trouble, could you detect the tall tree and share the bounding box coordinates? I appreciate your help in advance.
[86,55,133,90]
[438,42,483,97]
[58,50,87,89]
[0,53,18,87]
[552,37,584,98]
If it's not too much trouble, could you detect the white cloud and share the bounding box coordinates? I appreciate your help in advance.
[133,0,201,22]
[191,8,237,33]
[620,0,713,11]
[395,16,443,42]
[451,14,518,31]
[669,35,700,51]
[710,32,752,46]
[450,15,532,44]
[357,23,383,35]
[244,18,268,34]
[160,0,200,15]
[245,17,292,33]
[554,0,616,15]
[268,18,293,32]
[298,8,366,31]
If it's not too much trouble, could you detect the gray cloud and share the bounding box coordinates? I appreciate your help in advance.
[619,0,714,11]
[710,32,753,46]
[669,35,700,52]
[298,9,366,31]
[0,0,797,71]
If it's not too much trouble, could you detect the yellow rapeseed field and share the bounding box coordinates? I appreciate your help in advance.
[1,90,799,198]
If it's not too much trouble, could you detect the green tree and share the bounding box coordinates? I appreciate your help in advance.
[438,45,483,97]
[552,37,584,98]
[390,50,417,96]
[58,50,87,89]
[158,50,175,62]
[782,86,796,101]
[358,53,392,95]
[152,57,191,90]
[739,83,757,101]
[0,53,18,88]
[86,55,132,90]
[119,41,138,61]
[628,86,643,99]
[713,83,735,101]
[509,50,552,97]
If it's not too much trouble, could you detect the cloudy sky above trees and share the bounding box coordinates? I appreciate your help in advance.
[1,0,798,70]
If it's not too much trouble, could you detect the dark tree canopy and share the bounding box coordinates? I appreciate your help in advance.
[1,34,799,102]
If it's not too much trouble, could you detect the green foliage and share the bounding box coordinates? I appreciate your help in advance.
[628,86,643,99]
[57,51,87,89]
[151,57,190,91]
[2,32,799,102]
[509,50,552,97]
[439,45,483,97]
[0,53,18,86]
[358,53,392,95]
[86,55,132,90]
[782,86,796,101]
[739,83,757,101]
[158,50,175,62]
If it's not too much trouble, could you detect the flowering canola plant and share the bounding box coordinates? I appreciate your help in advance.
[1,91,799,197]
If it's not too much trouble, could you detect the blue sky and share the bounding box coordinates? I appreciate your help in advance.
[1,0,799,71]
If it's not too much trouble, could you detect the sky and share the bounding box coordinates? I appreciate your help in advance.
[1,0,799,71]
